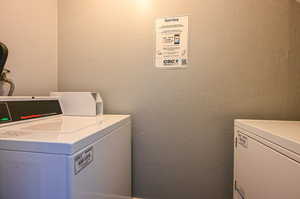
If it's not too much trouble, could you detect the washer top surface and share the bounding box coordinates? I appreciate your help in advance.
[0,114,130,155]
[235,119,300,155]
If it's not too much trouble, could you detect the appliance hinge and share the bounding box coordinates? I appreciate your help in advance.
[235,137,238,148]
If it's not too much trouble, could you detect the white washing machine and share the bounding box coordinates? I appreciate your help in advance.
[234,120,300,199]
[0,97,131,199]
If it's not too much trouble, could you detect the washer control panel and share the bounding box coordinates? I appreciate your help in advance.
[0,99,62,124]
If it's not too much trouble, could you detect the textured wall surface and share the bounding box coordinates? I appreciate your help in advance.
[0,0,57,96]
[58,0,300,198]
[290,2,300,102]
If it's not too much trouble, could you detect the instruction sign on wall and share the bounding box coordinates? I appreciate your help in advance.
[155,16,189,69]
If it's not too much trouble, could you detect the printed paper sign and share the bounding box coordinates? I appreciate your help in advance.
[155,16,189,68]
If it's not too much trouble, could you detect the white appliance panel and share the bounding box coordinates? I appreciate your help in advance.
[234,127,300,199]
[0,150,68,199]
[69,121,132,199]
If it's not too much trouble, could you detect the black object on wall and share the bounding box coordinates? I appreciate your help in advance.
[0,42,15,96]
[0,42,8,75]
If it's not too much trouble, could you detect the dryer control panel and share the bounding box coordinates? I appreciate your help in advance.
[0,99,62,124]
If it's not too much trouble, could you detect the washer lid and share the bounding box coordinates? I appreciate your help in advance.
[235,120,300,155]
[0,114,130,155]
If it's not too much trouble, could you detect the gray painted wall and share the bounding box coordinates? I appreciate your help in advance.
[290,2,300,87]
[58,0,300,198]
[0,0,58,96]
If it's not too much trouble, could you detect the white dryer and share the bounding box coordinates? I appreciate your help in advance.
[0,97,131,199]
[234,120,300,199]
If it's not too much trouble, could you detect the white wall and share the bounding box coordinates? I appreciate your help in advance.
[0,0,58,96]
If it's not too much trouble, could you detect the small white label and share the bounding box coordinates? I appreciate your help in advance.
[238,134,248,148]
[74,147,93,175]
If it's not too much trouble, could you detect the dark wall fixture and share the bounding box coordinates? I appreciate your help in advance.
[0,42,14,96]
